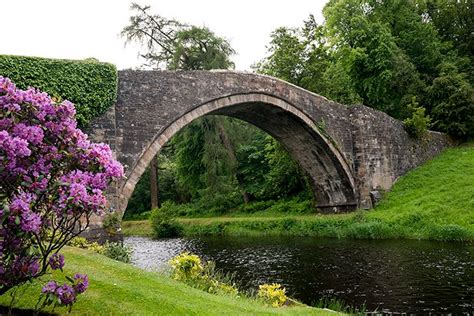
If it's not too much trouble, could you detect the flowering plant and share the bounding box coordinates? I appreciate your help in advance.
[257,283,287,307]
[0,76,123,306]
[169,253,239,296]
[169,252,203,281]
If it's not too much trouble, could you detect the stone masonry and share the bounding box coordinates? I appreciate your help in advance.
[84,70,453,238]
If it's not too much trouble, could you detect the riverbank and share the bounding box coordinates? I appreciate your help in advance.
[123,142,474,242]
[0,247,334,315]
[123,235,473,313]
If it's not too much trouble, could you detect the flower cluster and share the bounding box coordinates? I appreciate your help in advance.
[0,76,123,302]
[169,252,203,281]
[257,283,288,307]
[40,273,89,307]
[48,253,65,270]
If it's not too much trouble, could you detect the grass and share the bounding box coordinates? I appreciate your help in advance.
[123,142,474,242]
[0,247,337,315]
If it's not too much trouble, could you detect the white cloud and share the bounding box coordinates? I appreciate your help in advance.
[1,0,327,70]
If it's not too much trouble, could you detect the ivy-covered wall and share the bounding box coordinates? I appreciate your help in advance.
[0,55,117,126]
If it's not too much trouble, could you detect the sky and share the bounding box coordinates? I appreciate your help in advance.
[1,0,328,70]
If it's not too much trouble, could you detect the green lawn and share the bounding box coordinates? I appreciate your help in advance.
[1,247,336,315]
[123,142,474,241]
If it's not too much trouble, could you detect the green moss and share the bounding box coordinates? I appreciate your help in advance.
[0,247,334,315]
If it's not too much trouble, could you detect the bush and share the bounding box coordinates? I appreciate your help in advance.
[102,242,133,263]
[67,237,104,255]
[0,55,117,126]
[150,202,183,238]
[102,212,122,236]
[169,252,203,281]
[67,237,132,263]
[257,283,287,307]
[403,97,431,138]
[169,253,239,296]
[0,76,123,302]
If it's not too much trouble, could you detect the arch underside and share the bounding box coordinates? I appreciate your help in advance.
[119,94,358,215]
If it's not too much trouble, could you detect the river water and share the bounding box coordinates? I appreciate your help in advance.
[124,236,473,314]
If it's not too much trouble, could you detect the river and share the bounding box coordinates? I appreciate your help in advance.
[124,236,473,313]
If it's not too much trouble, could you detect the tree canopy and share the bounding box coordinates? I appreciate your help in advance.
[256,0,473,139]
[122,3,235,70]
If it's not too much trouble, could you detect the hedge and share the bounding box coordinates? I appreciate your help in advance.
[0,55,117,126]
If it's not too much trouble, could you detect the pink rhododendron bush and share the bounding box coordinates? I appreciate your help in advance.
[0,76,123,308]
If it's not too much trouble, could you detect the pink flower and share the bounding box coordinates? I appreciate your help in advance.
[20,211,41,233]
[0,75,123,295]
[73,273,89,293]
[42,281,58,294]
[55,284,76,305]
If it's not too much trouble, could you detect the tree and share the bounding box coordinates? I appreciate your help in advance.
[421,0,473,82]
[428,62,474,138]
[0,77,123,305]
[122,3,251,208]
[257,0,473,138]
[122,3,234,70]
[149,157,159,209]
[255,15,331,96]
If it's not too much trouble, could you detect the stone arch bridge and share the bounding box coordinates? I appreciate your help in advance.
[86,70,451,235]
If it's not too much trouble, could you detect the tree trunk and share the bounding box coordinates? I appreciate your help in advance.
[150,156,159,209]
[215,118,250,204]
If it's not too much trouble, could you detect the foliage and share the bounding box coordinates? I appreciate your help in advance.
[428,62,474,139]
[0,247,328,315]
[169,252,203,281]
[150,202,183,238]
[37,274,89,312]
[200,261,239,296]
[122,4,268,216]
[122,3,234,70]
[0,77,123,305]
[125,142,474,242]
[68,237,132,263]
[262,138,310,199]
[0,55,117,126]
[124,211,151,221]
[67,237,105,255]
[171,117,243,208]
[421,0,473,82]
[102,242,133,263]
[257,283,288,307]
[403,97,431,138]
[312,297,365,315]
[230,197,313,216]
[102,212,122,236]
[256,0,473,138]
[169,252,239,296]
[173,143,474,241]
[125,119,312,217]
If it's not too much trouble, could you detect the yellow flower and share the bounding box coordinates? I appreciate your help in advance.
[257,283,287,307]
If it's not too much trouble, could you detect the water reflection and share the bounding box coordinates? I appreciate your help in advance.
[124,236,474,313]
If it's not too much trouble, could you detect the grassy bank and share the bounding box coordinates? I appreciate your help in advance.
[0,247,334,315]
[123,143,473,242]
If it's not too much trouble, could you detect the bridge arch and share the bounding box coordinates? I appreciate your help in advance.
[118,92,358,215]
